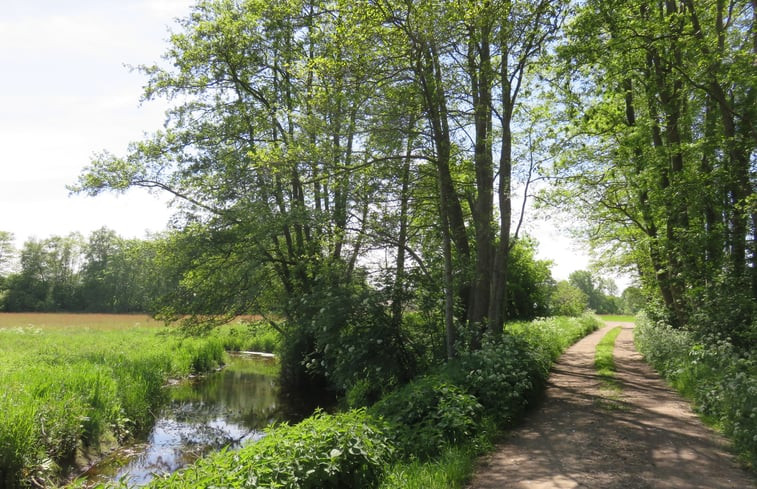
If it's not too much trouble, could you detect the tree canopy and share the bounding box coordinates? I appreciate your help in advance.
[68,0,755,391]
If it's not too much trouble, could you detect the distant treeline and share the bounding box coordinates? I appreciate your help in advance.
[0,228,638,316]
[0,228,175,313]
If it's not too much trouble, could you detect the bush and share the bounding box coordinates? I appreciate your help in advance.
[145,409,393,489]
[371,376,482,459]
[447,334,546,424]
[635,316,757,469]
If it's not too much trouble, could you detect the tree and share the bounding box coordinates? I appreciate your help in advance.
[550,0,755,338]
[3,234,84,311]
[0,231,16,306]
[0,231,14,275]
[374,0,567,342]
[506,237,554,320]
[620,286,645,315]
[550,281,588,317]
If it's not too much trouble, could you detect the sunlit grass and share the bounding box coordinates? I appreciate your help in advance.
[380,445,477,489]
[595,326,622,390]
[597,314,635,323]
[0,313,227,489]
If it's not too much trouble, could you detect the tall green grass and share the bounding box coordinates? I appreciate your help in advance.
[0,315,226,488]
[212,319,281,354]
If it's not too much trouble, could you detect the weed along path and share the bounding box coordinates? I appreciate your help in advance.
[468,322,755,489]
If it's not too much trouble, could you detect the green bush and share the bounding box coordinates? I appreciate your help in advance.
[145,409,393,489]
[447,333,546,424]
[372,376,482,459]
[635,316,757,469]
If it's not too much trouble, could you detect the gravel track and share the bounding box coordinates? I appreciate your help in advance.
[467,322,755,489]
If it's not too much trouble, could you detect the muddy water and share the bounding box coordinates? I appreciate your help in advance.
[82,355,280,487]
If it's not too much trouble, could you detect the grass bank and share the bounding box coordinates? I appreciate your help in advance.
[0,313,228,488]
[595,326,622,389]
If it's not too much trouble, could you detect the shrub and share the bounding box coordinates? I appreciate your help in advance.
[371,376,482,459]
[447,333,546,424]
[145,409,393,489]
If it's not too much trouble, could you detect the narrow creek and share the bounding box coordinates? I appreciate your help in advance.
[80,354,281,487]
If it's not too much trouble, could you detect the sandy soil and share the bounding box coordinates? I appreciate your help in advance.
[468,322,755,489]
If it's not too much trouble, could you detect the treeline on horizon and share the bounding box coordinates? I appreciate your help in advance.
[0,227,638,317]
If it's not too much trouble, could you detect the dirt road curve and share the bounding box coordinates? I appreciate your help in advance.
[468,322,755,489]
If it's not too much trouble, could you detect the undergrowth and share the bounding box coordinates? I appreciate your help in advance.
[635,315,757,470]
[136,313,600,489]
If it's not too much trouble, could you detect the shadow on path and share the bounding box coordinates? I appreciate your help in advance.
[467,322,755,489]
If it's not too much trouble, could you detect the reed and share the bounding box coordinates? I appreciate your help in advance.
[0,313,226,488]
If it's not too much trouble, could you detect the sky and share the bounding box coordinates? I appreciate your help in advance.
[0,0,621,286]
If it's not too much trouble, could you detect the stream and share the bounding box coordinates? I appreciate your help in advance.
[80,354,281,487]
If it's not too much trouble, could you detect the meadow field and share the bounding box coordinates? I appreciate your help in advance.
[0,313,231,488]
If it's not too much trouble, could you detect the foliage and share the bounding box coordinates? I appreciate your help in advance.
[371,376,483,459]
[568,270,620,315]
[0,231,14,277]
[143,409,393,489]
[635,316,757,469]
[505,238,554,320]
[620,287,645,315]
[0,315,226,488]
[214,318,281,354]
[447,334,546,424]
[549,0,757,331]
[281,269,415,404]
[550,280,588,317]
[506,314,601,364]
[1,229,173,313]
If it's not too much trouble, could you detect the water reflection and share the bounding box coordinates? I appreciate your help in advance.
[83,355,280,486]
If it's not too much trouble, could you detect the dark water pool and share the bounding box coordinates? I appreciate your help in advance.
[81,355,280,486]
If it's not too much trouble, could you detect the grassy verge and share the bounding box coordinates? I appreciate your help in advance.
[379,445,477,489]
[0,313,228,488]
[635,315,756,470]
[212,318,281,354]
[595,326,622,389]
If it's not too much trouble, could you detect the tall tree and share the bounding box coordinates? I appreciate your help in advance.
[374,0,566,343]
[551,0,755,338]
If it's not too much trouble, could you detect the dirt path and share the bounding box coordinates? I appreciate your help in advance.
[468,322,755,489]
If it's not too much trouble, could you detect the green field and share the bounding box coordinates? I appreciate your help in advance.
[0,313,229,489]
[596,314,635,323]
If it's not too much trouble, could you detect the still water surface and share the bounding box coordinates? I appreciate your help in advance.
[83,355,280,486]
